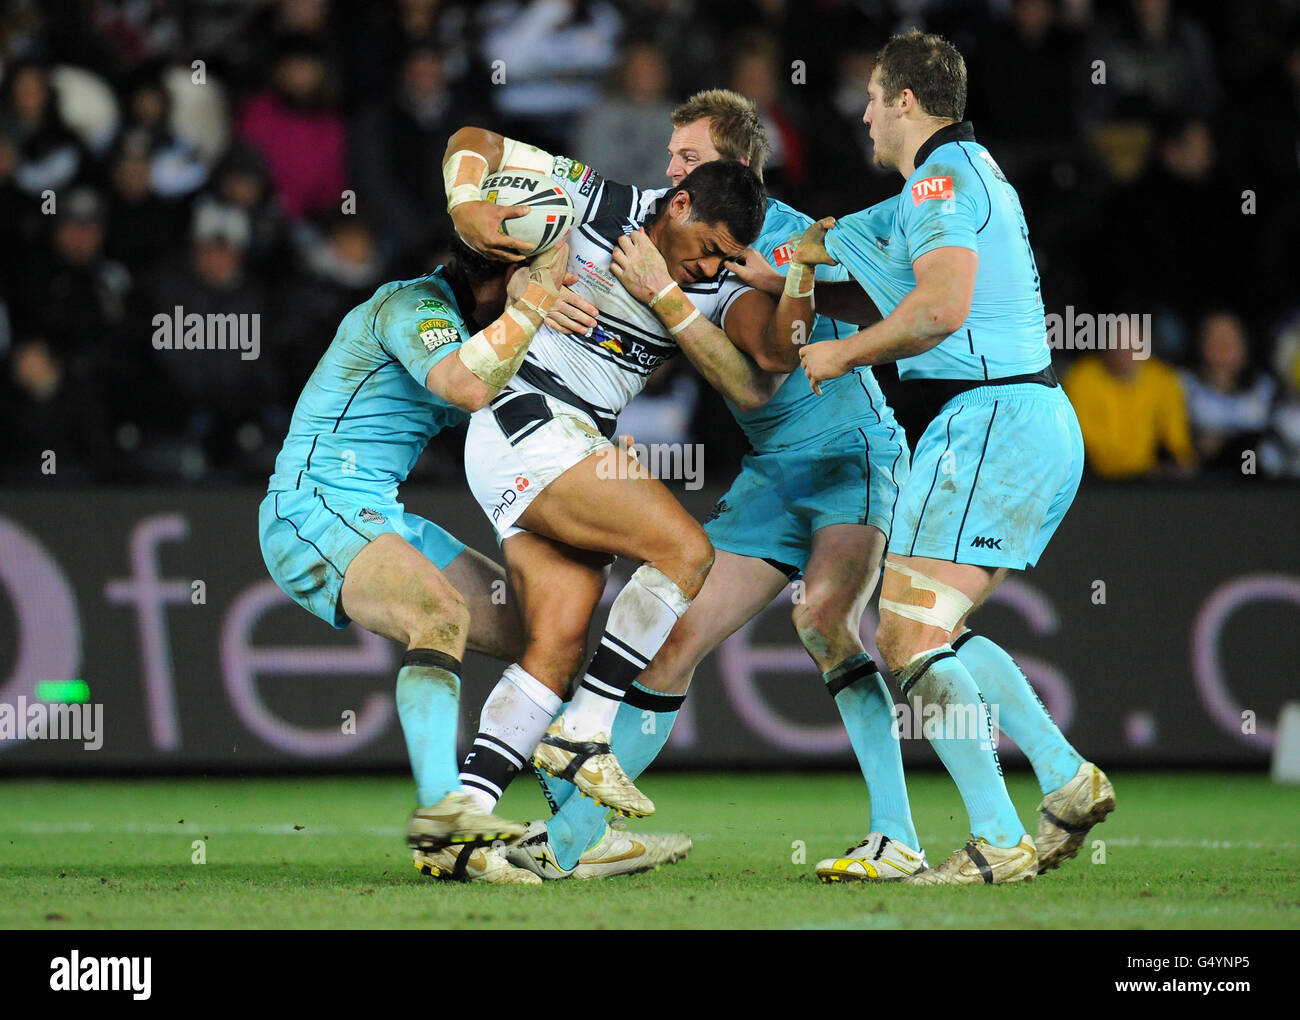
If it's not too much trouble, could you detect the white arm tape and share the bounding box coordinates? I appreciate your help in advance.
[457,308,539,388]
[445,149,489,210]
[784,262,815,299]
[667,307,701,336]
[500,138,556,175]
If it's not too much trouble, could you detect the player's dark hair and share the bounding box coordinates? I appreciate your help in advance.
[874,29,967,122]
[444,236,511,289]
[656,159,766,247]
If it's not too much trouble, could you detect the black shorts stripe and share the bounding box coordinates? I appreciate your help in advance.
[316,491,370,542]
[296,434,320,490]
[951,401,999,560]
[887,425,903,524]
[492,391,553,445]
[859,427,873,525]
[273,492,345,579]
[909,407,963,556]
[856,371,884,425]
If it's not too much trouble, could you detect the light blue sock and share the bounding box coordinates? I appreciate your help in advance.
[903,649,1025,848]
[395,649,463,807]
[955,631,1084,795]
[825,654,919,848]
[547,682,683,870]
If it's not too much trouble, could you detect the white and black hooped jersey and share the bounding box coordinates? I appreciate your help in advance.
[509,154,753,437]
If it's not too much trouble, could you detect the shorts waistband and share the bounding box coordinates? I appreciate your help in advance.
[941,379,1066,409]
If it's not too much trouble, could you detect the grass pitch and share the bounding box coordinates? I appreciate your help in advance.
[0,771,1296,929]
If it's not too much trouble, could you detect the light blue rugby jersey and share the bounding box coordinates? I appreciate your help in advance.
[825,123,1051,382]
[726,196,891,451]
[267,268,473,502]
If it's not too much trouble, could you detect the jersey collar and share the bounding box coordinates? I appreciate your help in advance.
[912,121,976,170]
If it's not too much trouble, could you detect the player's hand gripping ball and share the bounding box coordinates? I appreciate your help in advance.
[479,168,576,256]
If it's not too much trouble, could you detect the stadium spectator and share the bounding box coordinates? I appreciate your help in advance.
[1063,322,1197,480]
[1260,320,1300,479]
[14,186,132,370]
[1092,118,1243,328]
[1080,0,1221,124]
[0,60,85,197]
[1180,312,1276,476]
[103,127,189,276]
[275,212,388,394]
[115,66,210,197]
[216,0,348,99]
[970,0,1082,185]
[574,41,677,189]
[619,0,725,98]
[802,44,898,216]
[146,199,278,477]
[235,36,346,221]
[2,336,112,484]
[207,142,291,282]
[350,43,487,262]
[476,0,623,154]
[353,0,481,104]
[727,30,808,201]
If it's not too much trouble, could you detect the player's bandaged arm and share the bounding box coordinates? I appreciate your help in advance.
[425,263,564,412]
[443,127,557,260]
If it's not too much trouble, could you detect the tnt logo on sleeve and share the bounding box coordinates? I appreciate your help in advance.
[911,176,954,204]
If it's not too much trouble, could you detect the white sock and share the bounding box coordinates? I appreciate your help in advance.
[460,663,561,810]
[561,565,690,740]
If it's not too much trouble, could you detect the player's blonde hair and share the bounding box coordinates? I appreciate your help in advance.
[670,89,769,182]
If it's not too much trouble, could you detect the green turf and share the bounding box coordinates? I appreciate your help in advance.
[0,772,1296,929]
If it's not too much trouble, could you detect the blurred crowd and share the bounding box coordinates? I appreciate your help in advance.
[1,0,1297,486]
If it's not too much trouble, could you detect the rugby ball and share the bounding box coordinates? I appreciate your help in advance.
[480,168,575,254]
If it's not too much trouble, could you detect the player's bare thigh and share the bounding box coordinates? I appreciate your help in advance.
[518,443,713,597]
[638,550,790,696]
[339,533,471,655]
[874,554,1006,668]
[501,530,612,696]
